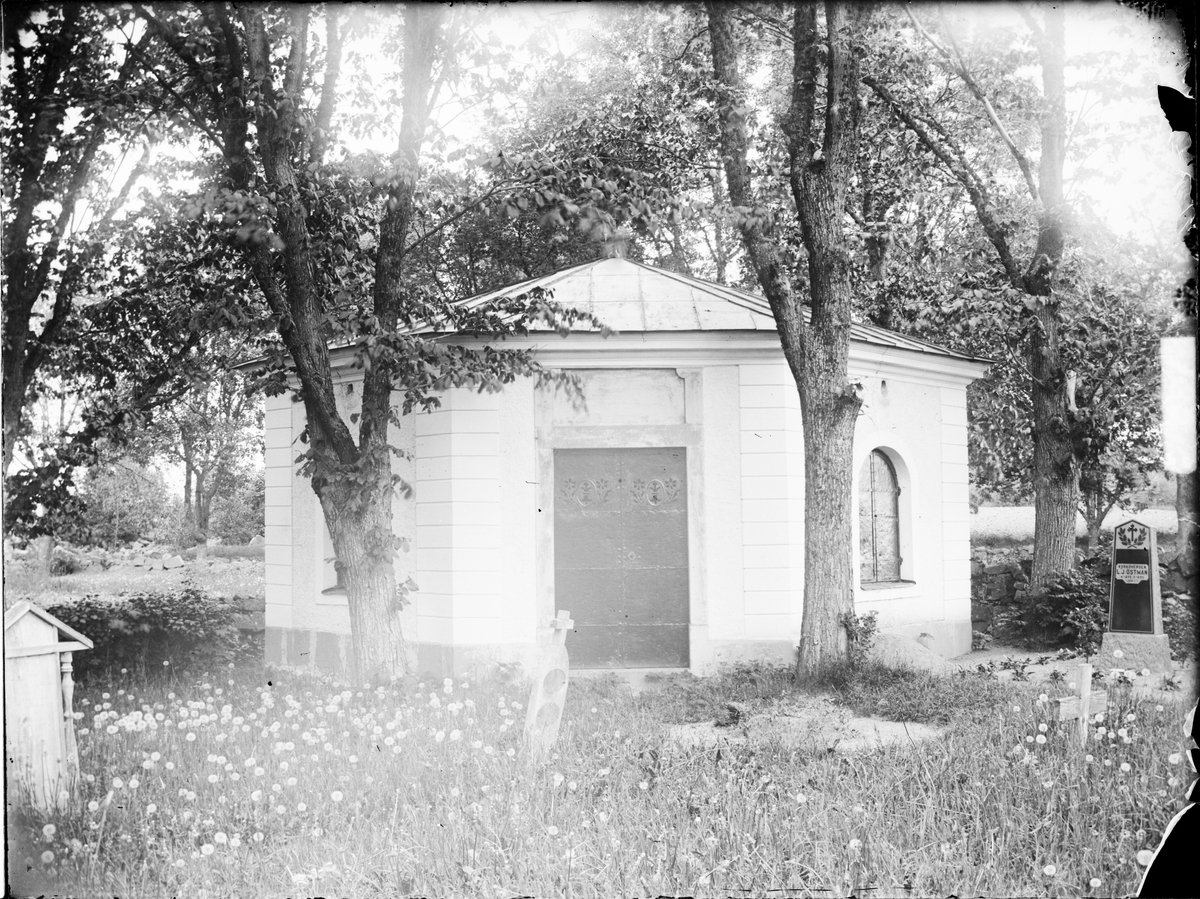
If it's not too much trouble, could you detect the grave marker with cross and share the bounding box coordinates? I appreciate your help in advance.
[524,610,573,763]
[1048,663,1108,746]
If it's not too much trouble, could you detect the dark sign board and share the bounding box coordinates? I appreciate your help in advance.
[1108,520,1162,635]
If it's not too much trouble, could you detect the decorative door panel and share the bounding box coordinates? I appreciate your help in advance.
[554,447,689,668]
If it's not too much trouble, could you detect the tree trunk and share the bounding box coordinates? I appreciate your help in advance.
[322,491,407,686]
[1029,303,1078,584]
[33,534,55,578]
[195,470,211,534]
[796,385,859,677]
[1026,8,1076,586]
[1178,469,1197,567]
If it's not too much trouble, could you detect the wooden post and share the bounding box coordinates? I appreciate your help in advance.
[1049,664,1107,747]
[61,650,79,795]
[524,610,573,763]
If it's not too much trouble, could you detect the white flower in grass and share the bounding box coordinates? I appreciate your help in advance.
[1120,762,1132,773]
[547,825,559,836]
[88,800,99,813]
[638,781,649,791]
[435,731,445,743]
[449,731,461,742]
[41,850,54,865]
[553,773,565,788]
[112,777,124,790]
[146,803,157,814]
[1013,705,1021,713]
[201,844,215,856]
[331,790,344,802]
[1113,650,1124,660]
[297,802,307,812]
[568,781,578,792]
[1156,704,1164,713]
[1168,752,1183,765]
[251,790,263,802]
[1036,735,1047,745]
[1090,878,1102,889]
[208,774,219,784]
[848,839,862,851]
[214,832,228,845]
[1043,865,1057,877]
[1038,693,1048,703]
[1137,849,1155,866]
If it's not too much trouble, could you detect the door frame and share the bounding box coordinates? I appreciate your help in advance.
[534,367,708,670]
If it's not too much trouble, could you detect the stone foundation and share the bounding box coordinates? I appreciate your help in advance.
[1094,632,1174,673]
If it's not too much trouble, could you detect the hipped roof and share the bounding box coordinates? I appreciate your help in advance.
[454,257,990,364]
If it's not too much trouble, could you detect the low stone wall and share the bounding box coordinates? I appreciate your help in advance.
[969,547,1031,635]
[970,545,1196,648]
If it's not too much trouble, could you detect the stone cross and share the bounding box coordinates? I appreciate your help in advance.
[524,610,573,763]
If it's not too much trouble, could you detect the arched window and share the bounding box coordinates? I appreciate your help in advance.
[859,450,902,584]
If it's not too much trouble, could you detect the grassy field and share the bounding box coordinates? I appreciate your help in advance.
[971,506,1178,549]
[8,659,1193,898]
[3,548,265,606]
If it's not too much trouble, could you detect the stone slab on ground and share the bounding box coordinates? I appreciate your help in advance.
[1093,632,1174,674]
[868,633,959,675]
[162,555,185,570]
[664,695,945,756]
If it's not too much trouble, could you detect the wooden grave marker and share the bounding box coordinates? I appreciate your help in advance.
[525,610,573,762]
[1048,663,1108,746]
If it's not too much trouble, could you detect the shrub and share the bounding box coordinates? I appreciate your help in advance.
[44,588,250,683]
[837,610,879,670]
[992,558,1109,653]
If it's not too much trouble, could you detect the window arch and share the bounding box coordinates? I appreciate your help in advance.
[859,449,902,584]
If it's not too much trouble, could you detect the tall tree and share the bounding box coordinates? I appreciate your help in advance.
[2,5,161,472]
[132,4,607,683]
[706,2,872,678]
[865,6,1081,585]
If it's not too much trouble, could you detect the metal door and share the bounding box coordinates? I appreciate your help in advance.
[554,447,689,667]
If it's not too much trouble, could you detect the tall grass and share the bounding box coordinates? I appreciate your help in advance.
[8,660,1192,898]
